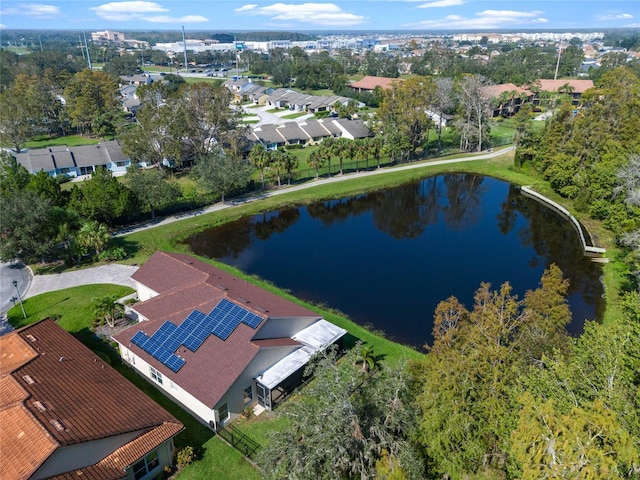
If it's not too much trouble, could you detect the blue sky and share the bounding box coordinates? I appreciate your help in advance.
[0,1,638,31]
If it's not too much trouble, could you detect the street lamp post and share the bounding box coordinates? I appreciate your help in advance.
[12,280,27,319]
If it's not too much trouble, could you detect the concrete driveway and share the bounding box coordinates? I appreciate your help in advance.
[25,264,139,299]
[1,263,138,336]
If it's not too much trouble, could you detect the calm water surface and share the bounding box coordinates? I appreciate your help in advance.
[188,174,604,348]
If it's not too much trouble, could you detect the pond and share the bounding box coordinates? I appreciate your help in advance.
[187,174,604,348]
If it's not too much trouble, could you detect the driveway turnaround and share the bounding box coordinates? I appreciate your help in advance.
[25,264,139,299]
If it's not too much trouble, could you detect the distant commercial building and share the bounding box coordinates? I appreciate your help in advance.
[92,30,125,43]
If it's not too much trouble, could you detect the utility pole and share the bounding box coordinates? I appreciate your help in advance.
[12,280,26,319]
[182,25,188,72]
[83,31,92,70]
[554,42,563,80]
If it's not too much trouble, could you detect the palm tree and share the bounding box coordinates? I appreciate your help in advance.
[249,144,271,189]
[76,221,110,257]
[280,149,298,186]
[355,343,377,374]
[307,150,326,179]
[319,136,335,177]
[93,295,123,328]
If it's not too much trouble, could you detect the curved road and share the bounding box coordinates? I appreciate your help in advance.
[1,146,513,335]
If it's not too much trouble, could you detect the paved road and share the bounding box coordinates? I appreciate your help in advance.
[242,105,314,127]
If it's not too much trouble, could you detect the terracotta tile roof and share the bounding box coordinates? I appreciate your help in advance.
[1,319,183,480]
[536,79,594,94]
[350,76,403,91]
[48,422,183,480]
[0,375,29,407]
[481,83,531,98]
[0,404,58,480]
[114,252,320,407]
[0,333,39,375]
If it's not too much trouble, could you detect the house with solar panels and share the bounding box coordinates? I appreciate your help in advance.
[113,251,347,430]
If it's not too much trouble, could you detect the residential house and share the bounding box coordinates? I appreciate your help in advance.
[120,84,141,114]
[13,141,132,178]
[349,76,403,93]
[261,88,359,114]
[532,79,595,105]
[0,319,183,480]
[113,251,347,430]
[480,83,534,117]
[222,78,271,103]
[119,74,153,86]
[425,109,454,127]
[247,118,372,150]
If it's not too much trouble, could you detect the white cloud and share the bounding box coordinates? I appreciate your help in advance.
[1,3,60,18]
[417,0,465,9]
[234,2,365,26]
[405,9,549,29]
[91,1,207,23]
[597,13,633,21]
[144,15,208,23]
[235,4,258,13]
[0,23,6,29]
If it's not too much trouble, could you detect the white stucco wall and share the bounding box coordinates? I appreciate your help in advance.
[135,281,158,302]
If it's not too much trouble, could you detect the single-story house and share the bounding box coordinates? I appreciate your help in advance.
[222,79,272,103]
[349,76,403,93]
[247,118,372,150]
[113,252,347,430]
[0,319,183,480]
[13,141,132,178]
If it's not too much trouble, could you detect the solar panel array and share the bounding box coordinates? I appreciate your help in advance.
[131,299,264,373]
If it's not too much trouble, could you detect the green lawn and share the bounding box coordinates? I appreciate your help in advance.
[280,111,308,120]
[8,284,133,332]
[23,134,102,149]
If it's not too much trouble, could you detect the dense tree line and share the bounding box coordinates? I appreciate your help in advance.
[517,66,640,302]
[259,265,640,478]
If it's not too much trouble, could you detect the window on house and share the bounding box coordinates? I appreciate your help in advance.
[150,366,163,385]
[116,161,127,167]
[132,450,160,480]
[218,403,229,423]
[244,386,253,404]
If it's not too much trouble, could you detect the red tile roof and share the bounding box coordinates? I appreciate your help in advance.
[481,83,531,98]
[0,319,183,480]
[536,79,594,94]
[349,76,403,91]
[114,251,320,407]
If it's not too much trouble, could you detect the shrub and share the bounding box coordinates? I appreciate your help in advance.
[176,446,195,469]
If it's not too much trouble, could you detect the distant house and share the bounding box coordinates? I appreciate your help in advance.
[113,251,347,429]
[425,109,454,127]
[349,76,403,93]
[120,84,141,114]
[13,141,132,178]
[247,118,372,150]
[222,78,271,103]
[0,319,183,480]
[480,83,534,117]
[119,74,153,86]
[532,79,595,105]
